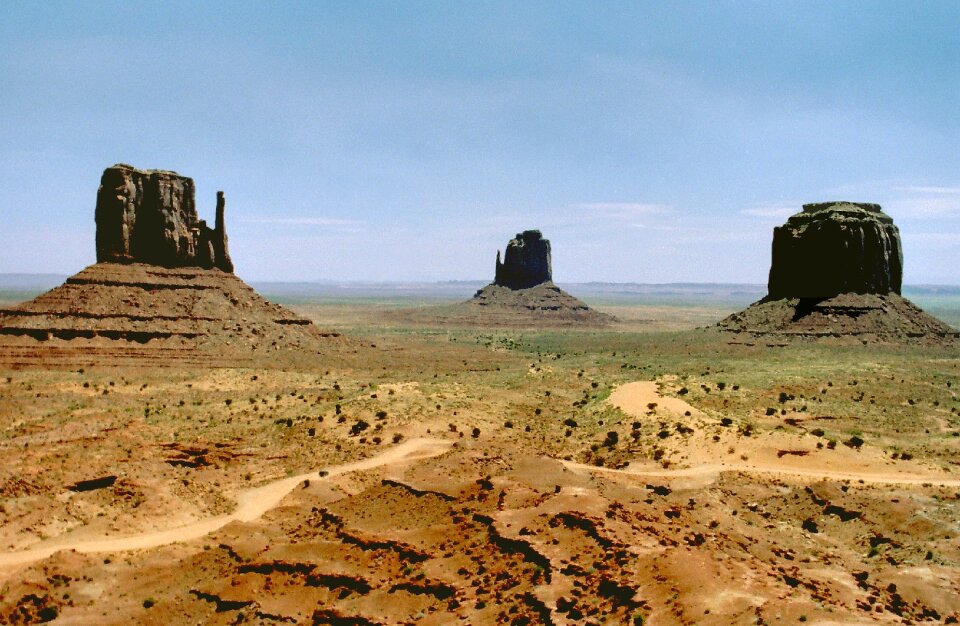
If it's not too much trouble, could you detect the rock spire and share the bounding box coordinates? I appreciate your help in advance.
[95,164,233,272]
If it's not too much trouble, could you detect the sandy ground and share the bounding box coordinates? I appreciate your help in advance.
[0,438,452,570]
[1,314,958,624]
[603,381,960,486]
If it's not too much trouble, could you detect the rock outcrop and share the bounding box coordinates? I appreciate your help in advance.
[767,202,902,299]
[0,164,346,367]
[494,230,552,290]
[449,230,614,326]
[719,201,955,342]
[95,164,233,272]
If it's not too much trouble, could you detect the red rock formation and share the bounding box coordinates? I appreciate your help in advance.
[95,164,233,272]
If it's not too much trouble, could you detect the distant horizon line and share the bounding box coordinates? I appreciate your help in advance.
[1,273,959,290]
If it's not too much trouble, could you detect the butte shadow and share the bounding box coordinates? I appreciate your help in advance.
[0,164,347,368]
[718,201,957,342]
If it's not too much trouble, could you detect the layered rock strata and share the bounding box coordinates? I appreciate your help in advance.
[0,165,343,366]
[0,263,341,367]
[719,292,957,340]
[95,164,233,272]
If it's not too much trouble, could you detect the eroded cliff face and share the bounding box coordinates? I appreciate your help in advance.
[95,164,233,272]
[767,202,902,299]
[494,230,552,290]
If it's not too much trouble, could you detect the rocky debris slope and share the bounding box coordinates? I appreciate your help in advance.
[719,293,957,340]
[768,202,902,298]
[469,282,612,321]
[0,263,343,367]
[719,202,955,341]
[96,164,233,272]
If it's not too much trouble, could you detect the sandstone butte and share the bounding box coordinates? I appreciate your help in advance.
[95,164,234,272]
[465,230,615,326]
[719,201,956,341]
[0,164,344,368]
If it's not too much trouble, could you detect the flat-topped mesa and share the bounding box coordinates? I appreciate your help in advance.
[95,164,233,272]
[494,230,552,289]
[767,201,903,299]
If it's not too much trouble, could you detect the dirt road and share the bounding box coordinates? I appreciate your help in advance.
[561,459,960,486]
[0,438,453,569]
[596,380,960,487]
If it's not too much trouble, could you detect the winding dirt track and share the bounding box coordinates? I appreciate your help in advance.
[3,380,957,572]
[593,380,960,487]
[0,438,453,570]
[561,459,960,487]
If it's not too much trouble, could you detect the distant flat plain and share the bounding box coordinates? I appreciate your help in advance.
[5,275,956,331]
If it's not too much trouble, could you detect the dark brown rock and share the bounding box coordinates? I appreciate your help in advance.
[494,230,552,289]
[95,164,233,272]
[767,202,903,299]
[423,228,617,326]
[0,165,345,366]
[213,191,233,273]
[718,201,955,341]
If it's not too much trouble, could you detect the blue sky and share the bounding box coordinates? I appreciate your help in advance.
[1,1,959,283]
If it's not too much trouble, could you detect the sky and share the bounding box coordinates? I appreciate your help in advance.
[1,1,959,284]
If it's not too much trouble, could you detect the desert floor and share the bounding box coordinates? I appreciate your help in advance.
[0,294,958,625]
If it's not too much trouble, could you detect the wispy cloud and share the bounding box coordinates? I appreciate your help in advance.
[819,182,960,219]
[893,186,960,195]
[740,205,796,219]
[574,202,669,216]
[909,232,960,243]
[239,216,364,226]
[893,198,960,219]
[888,186,960,219]
[629,223,684,232]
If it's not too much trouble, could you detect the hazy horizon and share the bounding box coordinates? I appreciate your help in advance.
[2,2,958,284]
